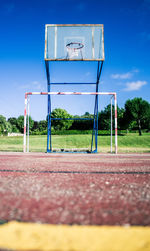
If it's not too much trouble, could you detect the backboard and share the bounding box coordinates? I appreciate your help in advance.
[45,24,104,61]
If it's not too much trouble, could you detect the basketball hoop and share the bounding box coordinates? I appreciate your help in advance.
[66,42,84,59]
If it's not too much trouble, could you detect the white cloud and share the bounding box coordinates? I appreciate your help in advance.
[111,72,132,80]
[123,81,147,91]
[19,81,43,90]
[132,69,139,73]
[111,69,139,80]
[31,81,42,90]
[19,84,30,89]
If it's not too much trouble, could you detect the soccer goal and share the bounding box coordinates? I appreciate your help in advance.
[23,91,117,154]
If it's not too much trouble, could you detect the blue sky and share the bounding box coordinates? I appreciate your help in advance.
[0,0,150,121]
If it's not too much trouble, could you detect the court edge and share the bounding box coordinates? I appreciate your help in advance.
[0,221,150,251]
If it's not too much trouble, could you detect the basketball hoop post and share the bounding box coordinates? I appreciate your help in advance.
[23,24,118,154]
[44,24,106,153]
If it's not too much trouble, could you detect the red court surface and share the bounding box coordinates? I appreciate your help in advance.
[0,152,150,226]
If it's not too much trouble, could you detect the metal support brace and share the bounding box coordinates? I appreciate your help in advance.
[45,61,52,152]
[91,61,103,152]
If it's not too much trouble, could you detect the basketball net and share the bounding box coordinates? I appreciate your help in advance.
[67,48,79,58]
[66,42,84,59]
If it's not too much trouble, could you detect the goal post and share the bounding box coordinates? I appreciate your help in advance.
[23,92,117,154]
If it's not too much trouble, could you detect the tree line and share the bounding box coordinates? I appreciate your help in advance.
[0,97,150,136]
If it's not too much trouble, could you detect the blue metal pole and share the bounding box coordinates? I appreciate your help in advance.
[49,82,97,85]
[91,86,98,152]
[94,81,99,152]
[91,62,99,152]
[95,83,99,152]
[91,112,95,152]
[45,61,52,152]
[47,84,52,152]
[51,117,93,121]
[91,61,103,153]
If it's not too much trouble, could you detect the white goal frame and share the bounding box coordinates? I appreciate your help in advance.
[24,92,118,154]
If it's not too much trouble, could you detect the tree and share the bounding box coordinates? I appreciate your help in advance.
[38,120,47,132]
[84,112,90,117]
[71,112,94,130]
[17,115,34,133]
[32,121,39,131]
[8,117,19,132]
[98,105,115,130]
[98,105,125,130]
[0,115,12,135]
[17,116,25,133]
[124,98,150,135]
[6,122,12,134]
[117,107,125,130]
[51,108,73,130]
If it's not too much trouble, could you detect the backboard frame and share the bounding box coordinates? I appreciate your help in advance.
[45,24,105,61]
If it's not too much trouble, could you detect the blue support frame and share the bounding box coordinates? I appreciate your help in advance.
[45,61,103,153]
[91,61,103,152]
[45,61,52,152]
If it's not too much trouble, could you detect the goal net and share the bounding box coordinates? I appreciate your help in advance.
[24,92,117,154]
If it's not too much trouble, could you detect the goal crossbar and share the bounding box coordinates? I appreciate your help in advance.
[24,92,118,154]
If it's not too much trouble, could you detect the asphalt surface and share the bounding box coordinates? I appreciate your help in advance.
[0,152,150,225]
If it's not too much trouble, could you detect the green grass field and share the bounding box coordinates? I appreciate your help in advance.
[0,133,150,153]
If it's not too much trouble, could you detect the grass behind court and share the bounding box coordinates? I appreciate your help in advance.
[0,133,150,153]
